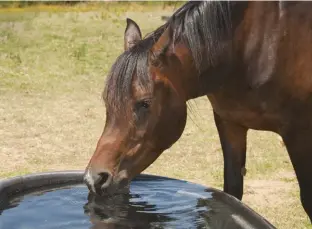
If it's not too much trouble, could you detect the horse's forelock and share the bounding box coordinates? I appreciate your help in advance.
[103,37,157,115]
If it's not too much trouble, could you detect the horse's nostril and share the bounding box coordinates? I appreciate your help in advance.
[96,171,113,190]
[84,169,113,194]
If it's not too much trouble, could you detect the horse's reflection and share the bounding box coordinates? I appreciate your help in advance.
[83,190,258,229]
[83,192,172,229]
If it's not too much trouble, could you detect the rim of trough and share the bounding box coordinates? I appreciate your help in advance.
[0,170,276,229]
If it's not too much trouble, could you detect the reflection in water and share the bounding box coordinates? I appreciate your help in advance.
[84,192,172,229]
[83,188,259,229]
[196,194,239,229]
[82,177,245,229]
[195,191,261,229]
[82,176,215,229]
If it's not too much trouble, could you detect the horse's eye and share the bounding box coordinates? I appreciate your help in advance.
[139,100,150,109]
[134,99,151,121]
[135,99,151,111]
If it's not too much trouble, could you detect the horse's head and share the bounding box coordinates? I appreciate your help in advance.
[84,19,187,196]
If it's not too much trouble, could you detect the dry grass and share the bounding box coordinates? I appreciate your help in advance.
[0,3,311,229]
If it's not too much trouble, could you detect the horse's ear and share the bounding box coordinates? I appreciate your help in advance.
[150,27,172,67]
[124,18,142,51]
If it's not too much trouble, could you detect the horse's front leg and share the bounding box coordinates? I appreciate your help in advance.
[213,111,248,200]
[282,127,312,223]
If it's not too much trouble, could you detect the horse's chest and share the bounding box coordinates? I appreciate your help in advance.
[207,92,283,132]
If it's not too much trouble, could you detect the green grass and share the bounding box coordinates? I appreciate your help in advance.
[0,3,311,229]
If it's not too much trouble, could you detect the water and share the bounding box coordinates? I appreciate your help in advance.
[0,176,264,229]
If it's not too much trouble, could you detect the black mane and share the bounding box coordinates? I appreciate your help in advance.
[164,1,237,71]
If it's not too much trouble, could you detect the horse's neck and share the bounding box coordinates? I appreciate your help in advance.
[182,2,286,100]
[208,2,283,91]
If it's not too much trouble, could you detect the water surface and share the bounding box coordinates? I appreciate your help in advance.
[0,176,262,229]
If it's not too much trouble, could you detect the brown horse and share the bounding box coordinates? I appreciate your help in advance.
[84,1,312,222]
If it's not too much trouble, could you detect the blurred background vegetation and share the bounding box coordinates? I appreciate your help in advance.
[0,1,185,10]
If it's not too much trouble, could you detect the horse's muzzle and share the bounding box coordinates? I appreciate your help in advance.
[83,168,129,196]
